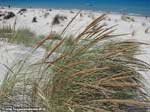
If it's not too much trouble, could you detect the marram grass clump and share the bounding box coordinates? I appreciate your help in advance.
[0,14,150,112]
[0,26,42,47]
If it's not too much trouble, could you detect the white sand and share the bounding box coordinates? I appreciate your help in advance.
[0,41,45,84]
[0,7,150,95]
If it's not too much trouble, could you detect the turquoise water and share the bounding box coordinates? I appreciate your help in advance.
[0,0,150,16]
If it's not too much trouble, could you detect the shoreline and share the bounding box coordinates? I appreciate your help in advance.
[0,6,150,18]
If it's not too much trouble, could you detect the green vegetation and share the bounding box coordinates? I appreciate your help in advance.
[0,26,42,47]
[0,14,150,112]
[0,25,13,39]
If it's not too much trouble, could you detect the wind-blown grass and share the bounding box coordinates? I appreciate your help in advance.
[0,14,150,112]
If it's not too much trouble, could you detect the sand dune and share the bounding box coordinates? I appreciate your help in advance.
[0,7,150,95]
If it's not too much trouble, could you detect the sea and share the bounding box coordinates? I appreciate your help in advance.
[0,0,150,16]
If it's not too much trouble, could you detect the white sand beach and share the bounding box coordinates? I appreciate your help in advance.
[0,7,150,95]
[0,7,149,38]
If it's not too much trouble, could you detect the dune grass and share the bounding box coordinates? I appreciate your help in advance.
[0,25,13,39]
[0,26,62,51]
[0,26,43,47]
[0,14,150,112]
